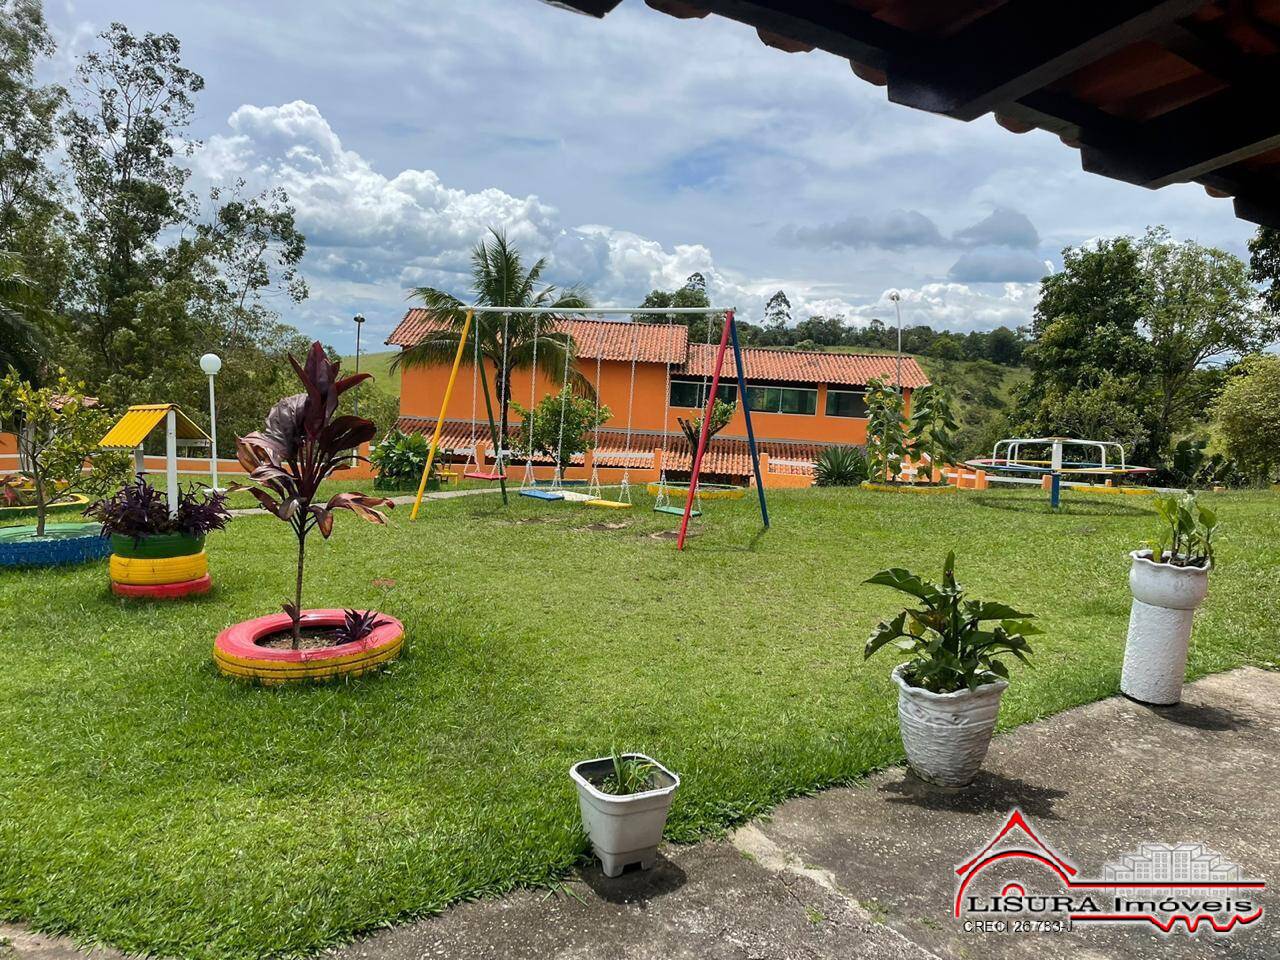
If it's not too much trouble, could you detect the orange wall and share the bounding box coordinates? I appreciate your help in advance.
[400,356,910,445]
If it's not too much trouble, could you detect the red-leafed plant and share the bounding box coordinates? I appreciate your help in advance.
[232,342,394,648]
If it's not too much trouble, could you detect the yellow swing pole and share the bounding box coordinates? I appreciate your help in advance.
[410,308,474,521]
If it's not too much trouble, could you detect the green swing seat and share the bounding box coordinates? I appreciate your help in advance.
[654,504,699,517]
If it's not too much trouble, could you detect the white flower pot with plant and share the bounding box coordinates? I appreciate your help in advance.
[570,752,679,878]
[1121,492,1217,706]
[864,552,1039,787]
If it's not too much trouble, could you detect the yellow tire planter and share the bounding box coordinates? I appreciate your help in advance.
[645,482,745,501]
[110,551,208,585]
[213,609,405,686]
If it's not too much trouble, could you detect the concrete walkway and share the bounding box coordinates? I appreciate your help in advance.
[3,669,1275,960]
[226,487,497,517]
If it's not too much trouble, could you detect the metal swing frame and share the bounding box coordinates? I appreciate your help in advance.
[408,306,770,548]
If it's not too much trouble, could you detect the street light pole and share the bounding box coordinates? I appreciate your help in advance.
[199,353,223,490]
[353,313,366,418]
[888,291,903,396]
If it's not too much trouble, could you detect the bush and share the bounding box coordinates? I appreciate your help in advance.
[369,429,431,490]
[813,446,868,486]
[85,476,231,540]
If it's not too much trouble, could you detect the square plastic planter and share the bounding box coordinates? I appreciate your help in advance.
[570,754,680,878]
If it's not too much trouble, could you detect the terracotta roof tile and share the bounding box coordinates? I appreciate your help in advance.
[386,309,688,364]
[680,344,930,389]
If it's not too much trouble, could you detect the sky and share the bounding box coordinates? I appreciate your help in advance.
[41,0,1260,354]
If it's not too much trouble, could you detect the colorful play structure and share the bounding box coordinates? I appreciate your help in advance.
[967,436,1156,508]
[409,306,769,549]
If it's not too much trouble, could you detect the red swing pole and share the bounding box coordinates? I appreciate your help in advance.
[677,309,733,551]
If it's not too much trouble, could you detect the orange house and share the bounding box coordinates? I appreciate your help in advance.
[387,310,929,487]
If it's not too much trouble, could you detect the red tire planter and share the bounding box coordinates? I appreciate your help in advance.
[213,609,404,685]
[112,574,212,599]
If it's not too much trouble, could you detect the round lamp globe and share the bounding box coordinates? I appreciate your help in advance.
[200,353,223,376]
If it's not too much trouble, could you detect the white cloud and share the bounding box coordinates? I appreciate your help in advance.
[187,98,1054,342]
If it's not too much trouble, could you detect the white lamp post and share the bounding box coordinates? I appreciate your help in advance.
[200,353,223,491]
[888,290,903,395]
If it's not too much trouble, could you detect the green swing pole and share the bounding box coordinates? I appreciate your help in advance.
[476,346,509,507]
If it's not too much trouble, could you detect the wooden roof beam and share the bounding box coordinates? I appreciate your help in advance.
[1080,88,1280,188]
[885,0,1205,121]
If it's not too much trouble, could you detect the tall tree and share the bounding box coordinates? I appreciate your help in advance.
[633,273,714,340]
[393,228,590,486]
[1248,227,1280,314]
[1139,227,1273,452]
[1211,353,1280,484]
[61,23,204,380]
[0,250,48,380]
[0,0,62,247]
[759,290,791,345]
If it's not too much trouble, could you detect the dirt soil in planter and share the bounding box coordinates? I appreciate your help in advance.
[255,627,352,651]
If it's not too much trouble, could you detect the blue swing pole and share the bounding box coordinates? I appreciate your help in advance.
[727,311,769,529]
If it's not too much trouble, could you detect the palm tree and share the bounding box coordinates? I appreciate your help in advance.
[392,229,592,495]
[0,252,48,383]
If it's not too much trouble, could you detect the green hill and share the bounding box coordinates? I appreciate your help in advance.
[340,350,400,398]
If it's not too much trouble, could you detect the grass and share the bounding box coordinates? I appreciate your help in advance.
[1,486,1277,958]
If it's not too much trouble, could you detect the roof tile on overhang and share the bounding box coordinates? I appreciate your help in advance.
[542,0,1280,229]
[387,309,688,363]
[681,343,930,388]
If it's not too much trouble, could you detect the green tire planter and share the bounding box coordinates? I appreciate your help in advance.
[110,532,205,559]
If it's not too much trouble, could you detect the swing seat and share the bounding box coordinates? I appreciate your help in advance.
[463,470,507,481]
[654,504,700,517]
[519,488,564,501]
[556,490,597,502]
[586,498,632,510]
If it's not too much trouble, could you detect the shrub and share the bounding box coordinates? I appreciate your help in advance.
[813,445,868,486]
[863,551,1039,693]
[85,476,232,541]
[370,429,431,490]
[1145,490,1218,568]
[864,376,907,482]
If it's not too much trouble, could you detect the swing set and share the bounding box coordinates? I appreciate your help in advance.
[408,306,769,550]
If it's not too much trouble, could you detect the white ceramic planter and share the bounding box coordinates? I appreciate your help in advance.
[570,754,680,878]
[1120,550,1211,706]
[892,663,1007,787]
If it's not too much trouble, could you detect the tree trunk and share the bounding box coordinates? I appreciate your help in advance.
[292,532,306,650]
[34,470,46,537]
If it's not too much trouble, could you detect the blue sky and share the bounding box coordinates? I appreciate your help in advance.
[43,0,1258,352]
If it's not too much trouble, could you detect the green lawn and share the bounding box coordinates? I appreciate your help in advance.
[1,487,1277,959]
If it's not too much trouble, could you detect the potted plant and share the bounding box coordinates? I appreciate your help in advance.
[212,342,400,684]
[0,372,131,567]
[1120,491,1217,706]
[570,751,680,878]
[84,477,231,598]
[864,552,1039,787]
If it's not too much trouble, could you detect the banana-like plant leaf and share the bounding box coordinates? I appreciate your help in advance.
[865,568,942,603]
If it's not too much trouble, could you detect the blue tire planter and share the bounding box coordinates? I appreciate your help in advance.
[0,522,110,568]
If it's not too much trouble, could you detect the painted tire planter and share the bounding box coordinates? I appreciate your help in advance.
[110,551,208,585]
[0,493,90,518]
[213,609,405,685]
[892,663,1007,787]
[0,522,110,568]
[110,532,204,559]
[645,482,745,501]
[1120,550,1211,706]
[112,574,212,599]
[570,754,680,878]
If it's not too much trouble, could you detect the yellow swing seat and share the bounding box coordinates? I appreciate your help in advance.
[585,498,632,510]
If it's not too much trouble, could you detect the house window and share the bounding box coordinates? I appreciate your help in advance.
[826,389,868,418]
[746,385,817,415]
[669,376,736,409]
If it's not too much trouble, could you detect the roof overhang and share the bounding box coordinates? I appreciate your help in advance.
[541,0,1280,228]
